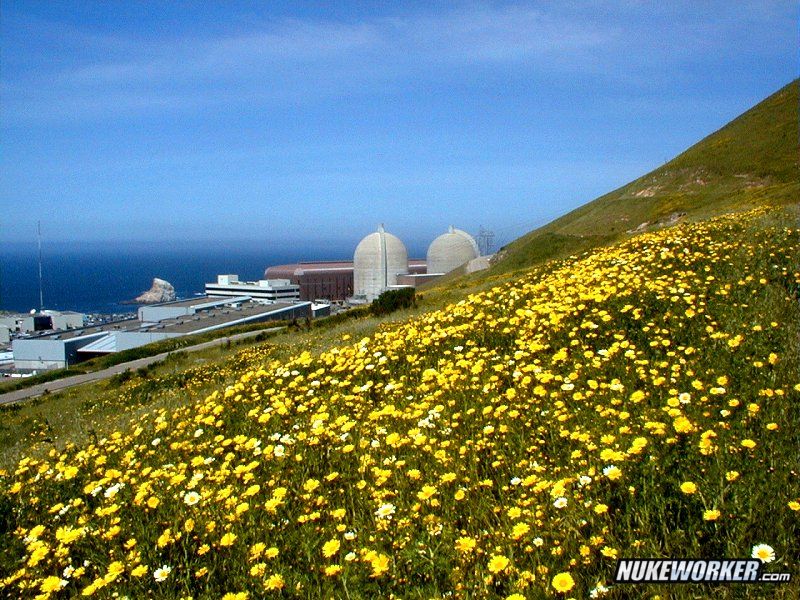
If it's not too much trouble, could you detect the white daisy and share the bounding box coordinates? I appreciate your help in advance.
[751,543,775,563]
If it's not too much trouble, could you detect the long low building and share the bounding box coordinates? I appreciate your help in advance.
[137,295,253,323]
[12,298,313,371]
[265,259,427,301]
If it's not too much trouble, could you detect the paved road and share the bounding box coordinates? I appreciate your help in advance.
[0,327,283,406]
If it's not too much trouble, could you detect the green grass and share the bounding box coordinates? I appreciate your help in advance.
[1,207,798,599]
[0,81,798,599]
[0,305,408,470]
[479,79,799,279]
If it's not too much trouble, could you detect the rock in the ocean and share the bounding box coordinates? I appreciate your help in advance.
[135,278,176,304]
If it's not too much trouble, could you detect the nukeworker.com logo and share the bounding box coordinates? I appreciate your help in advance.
[614,558,791,585]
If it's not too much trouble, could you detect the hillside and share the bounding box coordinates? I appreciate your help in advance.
[2,207,798,599]
[1,82,799,599]
[488,80,799,274]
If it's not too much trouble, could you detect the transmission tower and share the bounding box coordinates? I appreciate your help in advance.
[476,226,495,256]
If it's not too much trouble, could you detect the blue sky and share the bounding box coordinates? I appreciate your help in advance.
[1,1,796,250]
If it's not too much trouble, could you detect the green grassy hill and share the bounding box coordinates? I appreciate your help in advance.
[2,208,798,599]
[1,82,798,600]
[488,80,799,274]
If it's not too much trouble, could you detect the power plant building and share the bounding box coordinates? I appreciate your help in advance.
[265,261,356,302]
[353,225,410,302]
[263,224,481,302]
[426,226,480,275]
[205,274,300,303]
[0,310,85,334]
[265,259,426,302]
[12,297,314,371]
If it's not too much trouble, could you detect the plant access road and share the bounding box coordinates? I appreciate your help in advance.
[0,327,283,406]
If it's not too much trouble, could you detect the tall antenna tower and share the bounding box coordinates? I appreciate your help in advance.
[37,221,44,312]
[476,226,495,256]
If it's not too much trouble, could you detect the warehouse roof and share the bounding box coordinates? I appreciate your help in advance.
[22,300,308,342]
[25,318,141,341]
[150,297,223,308]
[145,302,302,334]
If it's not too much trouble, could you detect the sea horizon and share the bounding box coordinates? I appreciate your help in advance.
[1,239,393,315]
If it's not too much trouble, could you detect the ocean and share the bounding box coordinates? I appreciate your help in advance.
[1,240,356,314]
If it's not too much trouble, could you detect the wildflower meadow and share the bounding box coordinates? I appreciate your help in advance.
[1,208,798,599]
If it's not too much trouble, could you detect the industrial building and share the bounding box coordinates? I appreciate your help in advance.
[12,297,314,371]
[137,296,252,323]
[426,226,480,275]
[205,274,300,302]
[264,261,354,301]
[264,259,426,302]
[353,225,411,301]
[0,310,85,334]
[392,227,482,289]
[351,225,415,302]
[263,225,482,303]
[350,225,482,301]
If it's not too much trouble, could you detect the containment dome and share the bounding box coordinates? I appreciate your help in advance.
[426,226,480,275]
[354,225,409,301]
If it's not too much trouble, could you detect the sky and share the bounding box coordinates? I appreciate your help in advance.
[1,1,797,251]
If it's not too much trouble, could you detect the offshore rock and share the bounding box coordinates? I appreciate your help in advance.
[135,278,176,304]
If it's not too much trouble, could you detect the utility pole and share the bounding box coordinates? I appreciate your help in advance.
[38,221,44,312]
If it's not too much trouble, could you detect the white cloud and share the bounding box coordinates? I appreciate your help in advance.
[2,5,619,122]
[398,5,616,63]
[1,2,795,124]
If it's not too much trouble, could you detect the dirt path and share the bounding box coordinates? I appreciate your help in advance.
[0,327,282,406]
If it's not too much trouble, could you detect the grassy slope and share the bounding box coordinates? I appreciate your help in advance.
[0,82,798,598]
[2,208,798,599]
[480,79,799,276]
[2,80,797,469]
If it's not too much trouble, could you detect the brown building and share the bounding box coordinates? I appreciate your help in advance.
[265,260,426,301]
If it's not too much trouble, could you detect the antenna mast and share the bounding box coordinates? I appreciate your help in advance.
[37,221,44,312]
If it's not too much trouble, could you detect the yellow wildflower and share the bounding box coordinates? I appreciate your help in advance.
[551,572,575,593]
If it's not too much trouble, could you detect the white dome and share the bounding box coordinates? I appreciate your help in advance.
[354,225,409,301]
[426,226,480,275]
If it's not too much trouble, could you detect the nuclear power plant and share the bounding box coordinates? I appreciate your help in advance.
[264,225,484,303]
[5,225,488,372]
[426,226,481,276]
[353,224,410,301]
[350,224,481,301]
[266,225,484,304]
